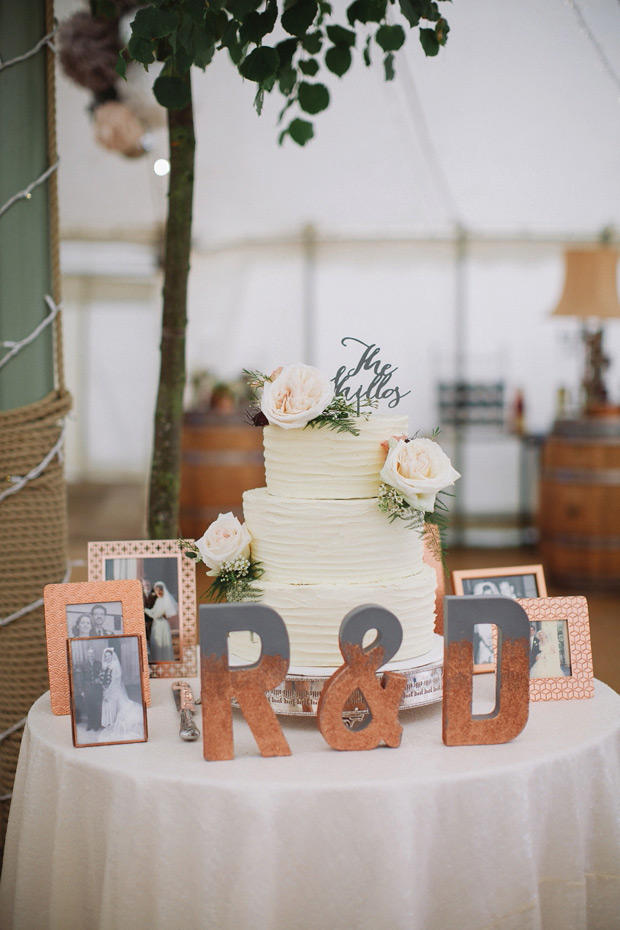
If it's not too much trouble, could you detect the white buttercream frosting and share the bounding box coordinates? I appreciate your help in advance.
[243,487,423,584]
[229,563,437,667]
[263,414,408,499]
[234,412,438,668]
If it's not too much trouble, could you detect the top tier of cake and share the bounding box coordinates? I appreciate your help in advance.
[263,414,408,499]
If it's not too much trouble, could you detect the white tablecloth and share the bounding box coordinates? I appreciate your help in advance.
[1,678,619,930]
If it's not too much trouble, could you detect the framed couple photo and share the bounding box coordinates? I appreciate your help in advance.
[44,579,150,715]
[88,540,197,678]
[451,565,547,673]
[518,596,594,701]
[67,634,148,747]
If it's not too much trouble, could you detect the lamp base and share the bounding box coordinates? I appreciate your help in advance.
[582,325,611,411]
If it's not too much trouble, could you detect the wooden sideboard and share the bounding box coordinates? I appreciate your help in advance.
[539,418,620,586]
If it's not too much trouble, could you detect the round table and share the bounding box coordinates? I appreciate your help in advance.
[1,679,619,930]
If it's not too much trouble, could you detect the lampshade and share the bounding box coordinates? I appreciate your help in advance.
[552,247,620,320]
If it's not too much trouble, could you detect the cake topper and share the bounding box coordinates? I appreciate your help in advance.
[332,337,412,414]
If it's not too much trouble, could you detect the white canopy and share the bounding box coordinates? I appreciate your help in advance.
[57,0,620,241]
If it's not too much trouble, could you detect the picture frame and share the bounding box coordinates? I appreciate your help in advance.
[517,596,594,701]
[44,579,150,715]
[451,565,548,673]
[88,539,197,679]
[67,634,148,747]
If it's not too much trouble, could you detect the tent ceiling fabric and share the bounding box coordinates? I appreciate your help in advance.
[57,0,620,244]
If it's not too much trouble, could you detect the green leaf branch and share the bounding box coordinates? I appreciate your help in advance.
[117,0,451,147]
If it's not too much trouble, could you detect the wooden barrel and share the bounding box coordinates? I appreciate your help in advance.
[179,412,265,539]
[538,418,620,587]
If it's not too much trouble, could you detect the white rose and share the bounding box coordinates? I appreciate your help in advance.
[260,363,334,429]
[380,437,460,512]
[195,513,252,576]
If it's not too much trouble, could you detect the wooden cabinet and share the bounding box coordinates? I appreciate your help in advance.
[539,419,620,586]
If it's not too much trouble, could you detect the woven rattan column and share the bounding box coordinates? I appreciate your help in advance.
[0,0,71,855]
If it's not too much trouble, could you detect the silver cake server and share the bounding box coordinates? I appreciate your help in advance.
[171,680,201,741]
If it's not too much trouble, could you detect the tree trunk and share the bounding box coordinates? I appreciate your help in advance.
[147,78,195,539]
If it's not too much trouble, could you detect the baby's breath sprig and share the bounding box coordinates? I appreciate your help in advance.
[305,395,377,437]
[178,539,264,603]
[209,556,264,603]
[377,483,424,530]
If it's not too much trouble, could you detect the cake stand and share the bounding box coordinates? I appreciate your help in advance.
[233,634,444,723]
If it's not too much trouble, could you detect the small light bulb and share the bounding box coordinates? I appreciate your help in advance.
[153,158,170,177]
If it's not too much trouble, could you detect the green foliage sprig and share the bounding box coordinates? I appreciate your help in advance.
[242,367,273,402]
[377,482,423,528]
[108,0,450,146]
[208,556,265,602]
[377,482,453,567]
[305,393,376,435]
[179,538,264,602]
[178,537,202,560]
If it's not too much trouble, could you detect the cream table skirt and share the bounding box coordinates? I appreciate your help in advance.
[1,678,619,930]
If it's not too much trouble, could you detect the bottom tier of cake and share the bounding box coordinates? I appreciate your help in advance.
[228,562,437,668]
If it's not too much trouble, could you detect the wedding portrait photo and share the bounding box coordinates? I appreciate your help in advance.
[472,624,495,668]
[103,555,181,663]
[452,566,548,667]
[529,621,572,679]
[453,565,547,600]
[68,635,147,747]
[65,601,122,638]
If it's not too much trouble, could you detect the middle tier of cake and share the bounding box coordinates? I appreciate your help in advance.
[243,487,424,584]
[228,564,437,668]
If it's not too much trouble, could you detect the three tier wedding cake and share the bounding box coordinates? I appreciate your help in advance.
[191,362,460,669]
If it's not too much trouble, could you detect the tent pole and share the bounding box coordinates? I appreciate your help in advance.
[302,223,317,365]
[452,226,468,547]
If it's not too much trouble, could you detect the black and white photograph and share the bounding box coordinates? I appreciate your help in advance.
[463,574,540,598]
[464,575,539,668]
[472,624,495,667]
[68,635,147,747]
[453,565,547,601]
[529,621,572,679]
[452,566,548,669]
[104,556,181,663]
[65,601,122,638]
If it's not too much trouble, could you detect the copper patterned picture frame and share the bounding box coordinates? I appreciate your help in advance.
[88,540,197,679]
[451,565,548,673]
[67,634,148,747]
[44,579,150,715]
[517,596,594,701]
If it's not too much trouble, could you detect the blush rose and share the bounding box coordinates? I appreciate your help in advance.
[380,437,460,511]
[196,512,252,576]
[260,363,334,429]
